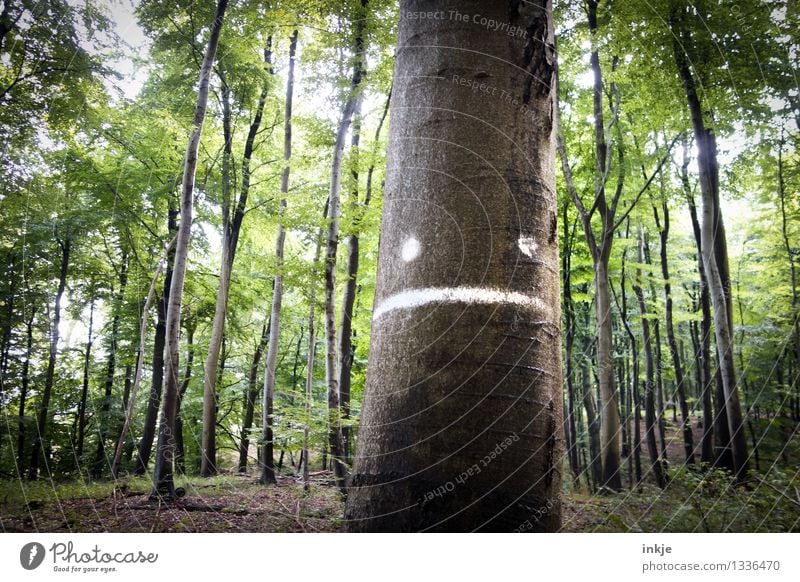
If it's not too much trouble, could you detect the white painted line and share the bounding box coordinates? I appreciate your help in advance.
[372,286,548,320]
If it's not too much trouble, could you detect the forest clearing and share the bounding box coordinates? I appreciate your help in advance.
[0,0,799,533]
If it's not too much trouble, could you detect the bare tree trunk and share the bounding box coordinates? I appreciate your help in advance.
[324,1,368,497]
[152,0,228,499]
[654,201,694,464]
[347,0,562,531]
[76,300,95,461]
[28,237,70,480]
[633,229,667,489]
[260,30,298,486]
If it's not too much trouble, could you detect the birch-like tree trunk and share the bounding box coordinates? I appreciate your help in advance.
[151,0,228,499]
[261,30,298,485]
[671,4,748,480]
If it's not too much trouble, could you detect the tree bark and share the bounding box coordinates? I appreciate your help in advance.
[346,0,562,531]
[260,30,298,485]
[28,237,70,480]
[152,0,228,499]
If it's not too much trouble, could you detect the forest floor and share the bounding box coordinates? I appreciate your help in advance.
[1,417,798,533]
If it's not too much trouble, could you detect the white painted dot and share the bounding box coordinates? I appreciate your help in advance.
[401,237,421,262]
[518,236,538,258]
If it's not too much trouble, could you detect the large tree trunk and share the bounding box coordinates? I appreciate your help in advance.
[76,300,94,461]
[346,0,562,531]
[260,30,298,485]
[201,41,270,477]
[92,251,128,478]
[324,0,368,497]
[633,229,667,489]
[136,202,177,475]
[671,5,748,480]
[654,201,694,464]
[28,238,70,480]
[152,0,228,499]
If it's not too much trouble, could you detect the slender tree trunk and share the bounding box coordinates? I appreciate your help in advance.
[654,201,694,463]
[337,98,363,466]
[633,229,667,489]
[113,236,175,477]
[152,0,228,499]
[302,310,317,493]
[201,42,270,477]
[671,3,748,481]
[582,339,603,490]
[562,204,581,486]
[16,307,35,474]
[260,30,297,486]
[136,203,177,474]
[619,232,642,484]
[778,137,800,418]
[347,0,562,531]
[28,238,70,480]
[175,323,195,474]
[238,323,268,472]
[92,252,128,478]
[324,1,368,497]
[76,300,94,461]
[682,155,716,465]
